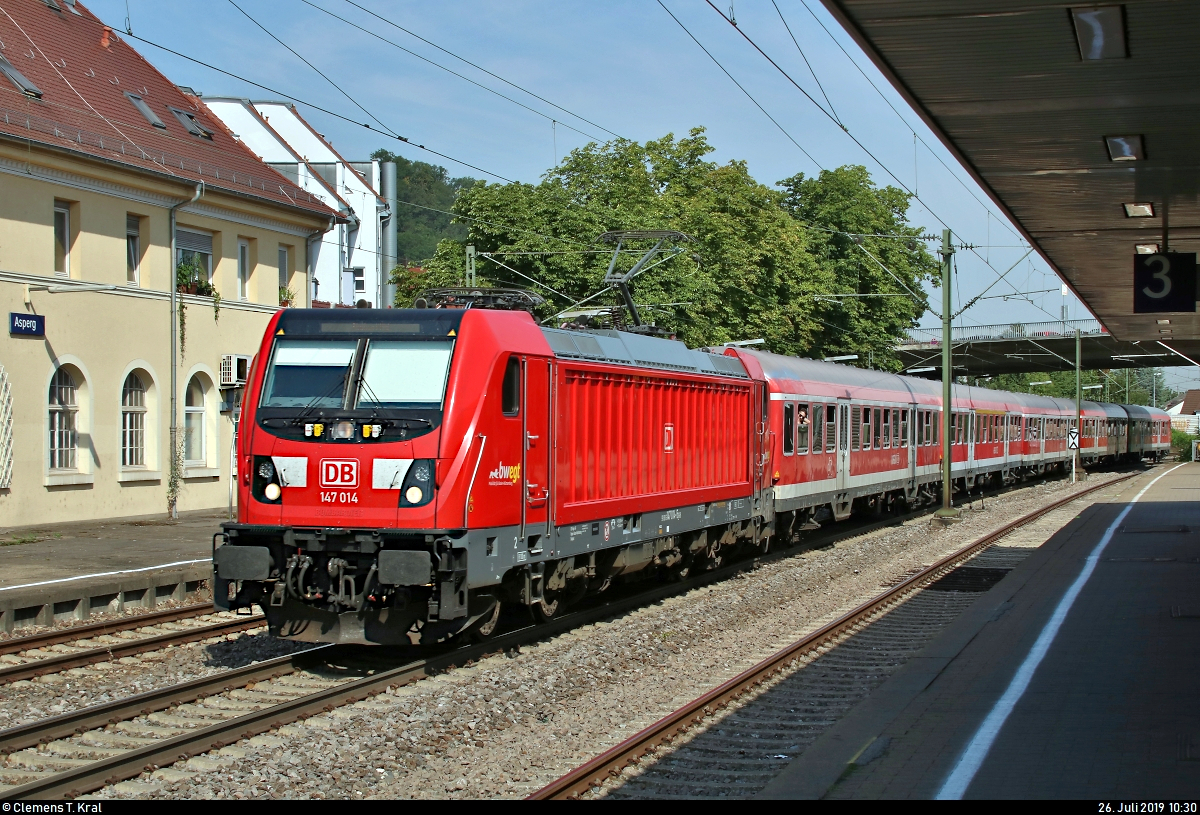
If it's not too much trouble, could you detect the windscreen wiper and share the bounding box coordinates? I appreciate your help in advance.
[290,372,349,424]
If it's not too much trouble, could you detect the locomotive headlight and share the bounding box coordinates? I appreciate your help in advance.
[405,486,423,504]
[264,483,282,501]
[399,459,435,507]
[258,460,275,480]
[413,462,431,482]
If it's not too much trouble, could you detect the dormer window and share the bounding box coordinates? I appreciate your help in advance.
[125,92,166,128]
[0,54,42,99]
[168,106,213,140]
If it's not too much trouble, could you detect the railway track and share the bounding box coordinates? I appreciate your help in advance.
[530,469,1144,800]
[0,607,265,684]
[0,469,1138,799]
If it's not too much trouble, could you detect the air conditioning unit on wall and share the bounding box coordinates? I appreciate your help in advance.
[220,354,251,387]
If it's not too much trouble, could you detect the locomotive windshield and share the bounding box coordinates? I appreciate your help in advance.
[259,337,455,413]
[261,340,356,408]
[356,341,453,409]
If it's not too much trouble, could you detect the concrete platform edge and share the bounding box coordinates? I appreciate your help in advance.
[756,474,1146,800]
[0,563,212,633]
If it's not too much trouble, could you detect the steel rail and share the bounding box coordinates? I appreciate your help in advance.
[2,469,1140,800]
[529,469,1144,800]
[0,603,217,658]
[0,614,265,684]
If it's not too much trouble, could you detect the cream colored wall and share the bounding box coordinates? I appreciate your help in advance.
[0,142,330,526]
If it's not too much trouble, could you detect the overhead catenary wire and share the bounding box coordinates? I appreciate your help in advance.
[770,0,841,126]
[226,0,399,140]
[338,0,624,141]
[116,29,512,182]
[298,0,604,143]
[703,2,1063,323]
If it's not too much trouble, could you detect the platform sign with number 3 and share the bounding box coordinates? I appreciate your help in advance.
[1134,252,1196,313]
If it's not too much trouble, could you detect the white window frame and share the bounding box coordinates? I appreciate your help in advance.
[126,218,141,286]
[278,245,289,290]
[238,240,250,301]
[184,375,207,465]
[54,202,70,277]
[121,372,147,468]
[48,368,77,470]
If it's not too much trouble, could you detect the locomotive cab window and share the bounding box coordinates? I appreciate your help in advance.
[502,356,520,416]
[783,403,794,455]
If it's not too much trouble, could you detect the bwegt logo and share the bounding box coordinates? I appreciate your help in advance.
[488,462,521,483]
[320,459,358,488]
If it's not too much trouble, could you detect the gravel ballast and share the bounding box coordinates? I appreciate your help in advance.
[79,471,1138,799]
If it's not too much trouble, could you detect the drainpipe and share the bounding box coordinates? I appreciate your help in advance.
[382,161,398,308]
[169,182,204,519]
[306,218,333,307]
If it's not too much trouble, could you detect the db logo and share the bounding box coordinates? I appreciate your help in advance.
[320,459,358,488]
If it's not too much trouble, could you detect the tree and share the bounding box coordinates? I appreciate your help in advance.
[371,150,476,264]
[397,129,935,364]
[978,367,1176,406]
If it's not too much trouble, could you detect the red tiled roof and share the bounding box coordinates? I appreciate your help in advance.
[1179,390,1200,416]
[0,0,335,218]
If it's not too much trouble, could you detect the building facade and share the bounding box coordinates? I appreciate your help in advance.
[203,99,387,308]
[0,0,336,527]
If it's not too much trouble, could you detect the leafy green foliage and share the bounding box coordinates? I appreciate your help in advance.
[372,150,476,264]
[979,368,1175,407]
[391,129,935,365]
[1172,428,1195,460]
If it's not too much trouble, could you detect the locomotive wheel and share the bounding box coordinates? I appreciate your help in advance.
[531,595,560,623]
[468,598,501,643]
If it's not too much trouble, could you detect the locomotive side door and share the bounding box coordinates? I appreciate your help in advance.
[836,400,850,493]
[753,382,768,513]
[522,357,551,543]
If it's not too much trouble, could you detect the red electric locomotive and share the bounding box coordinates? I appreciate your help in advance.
[216,306,765,644]
[215,302,1169,645]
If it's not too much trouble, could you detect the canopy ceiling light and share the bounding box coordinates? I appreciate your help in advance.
[1105,135,1144,161]
[1136,243,1160,254]
[1124,202,1155,217]
[1072,6,1127,60]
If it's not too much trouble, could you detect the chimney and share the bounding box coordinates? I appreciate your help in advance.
[100,26,112,48]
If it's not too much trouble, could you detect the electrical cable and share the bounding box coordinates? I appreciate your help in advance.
[771,0,840,126]
[299,0,604,143]
[226,0,399,139]
[703,2,1061,322]
[339,0,624,141]
[656,0,821,171]
[115,28,513,182]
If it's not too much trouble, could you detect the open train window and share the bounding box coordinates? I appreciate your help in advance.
[501,356,520,416]
[783,403,794,455]
[826,405,836,453]
[860,407,870,450]
[797,403,810,454]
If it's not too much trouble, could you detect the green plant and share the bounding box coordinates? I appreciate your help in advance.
[176,258,215,296]
[178,302,187,359]
[1172,428,1195,461]
[279,286,295,306]
[212,290,221,324]
[166,431,184,517]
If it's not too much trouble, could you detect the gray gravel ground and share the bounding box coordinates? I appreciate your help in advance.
[82,471,1135,800]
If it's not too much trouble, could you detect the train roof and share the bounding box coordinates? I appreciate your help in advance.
[1119,404,1171,420]
[737,348,1082,413]
[541,327,749,379]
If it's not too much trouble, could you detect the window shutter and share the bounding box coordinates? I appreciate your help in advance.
[127,215,141,234]
[176,230,213,254]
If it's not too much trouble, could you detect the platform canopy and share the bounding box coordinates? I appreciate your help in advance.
[896,319,1199,379]
[820,1,1200,346]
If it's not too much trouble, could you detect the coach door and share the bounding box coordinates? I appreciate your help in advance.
[836,400,850,492]
[522,357,551,543]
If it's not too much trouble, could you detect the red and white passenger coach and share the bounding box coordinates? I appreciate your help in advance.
[214,307,1169,644]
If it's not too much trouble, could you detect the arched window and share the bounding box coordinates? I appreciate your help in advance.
[184,376,206,464]
[122,372,147,467]
[48,368,77,470]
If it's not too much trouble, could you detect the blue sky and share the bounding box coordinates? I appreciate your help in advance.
[85,0,1200,389]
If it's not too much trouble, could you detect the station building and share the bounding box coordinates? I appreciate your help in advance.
[0,0,338,527]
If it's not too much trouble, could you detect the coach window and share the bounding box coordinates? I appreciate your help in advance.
[825,406,836,453]
[812,404,824,452]
[797,404,809,454]
[860,407,870,450]
[900,410,909,447]
[881,409,891,449]
[501,357,520,416]
[870,408,879,449]
[783,403,794,455]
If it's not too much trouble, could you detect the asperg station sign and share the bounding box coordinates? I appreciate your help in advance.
[10,312,45,336]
